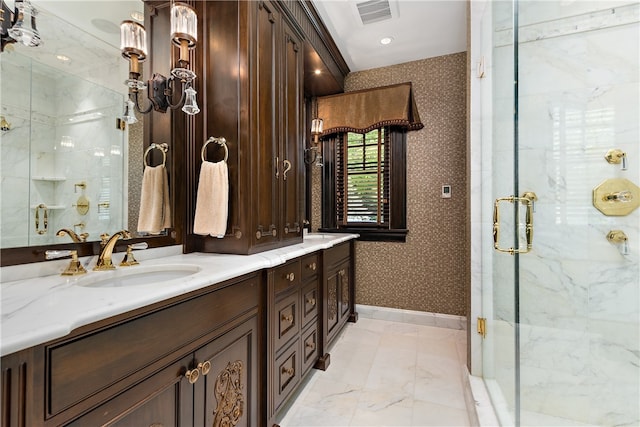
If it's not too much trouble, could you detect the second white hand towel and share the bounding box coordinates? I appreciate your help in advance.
[193,160,229,238]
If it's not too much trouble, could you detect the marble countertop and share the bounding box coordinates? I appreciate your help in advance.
[0,233,357,357]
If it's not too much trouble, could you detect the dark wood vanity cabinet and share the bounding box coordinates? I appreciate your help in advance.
[1,274,261,427]
[192,0,304,256]
[322,241,357,352]
[1,242,356,427]
[267,243,356,424]
[266,253,320,424]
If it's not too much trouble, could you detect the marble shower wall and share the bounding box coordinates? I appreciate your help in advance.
[487,2,639,425]
[1,54,126,248]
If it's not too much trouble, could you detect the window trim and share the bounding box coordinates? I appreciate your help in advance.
[320,127,408,242]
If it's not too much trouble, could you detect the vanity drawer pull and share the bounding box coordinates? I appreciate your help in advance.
[281,314,294,324]
[306,297,316,307]
[184,367,200,384]
[198,360,212,376]
[281,366,295,377]
[285,272,295,282]
[305,340,316,351]
[306,262,317,271]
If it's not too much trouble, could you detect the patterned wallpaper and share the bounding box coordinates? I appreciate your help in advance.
[127,118,144,234]
[312,52,468,316]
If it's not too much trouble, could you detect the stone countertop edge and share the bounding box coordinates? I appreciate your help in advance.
[0,233,358,356]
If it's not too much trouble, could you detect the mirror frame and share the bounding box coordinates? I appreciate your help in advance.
[0,0,185,267]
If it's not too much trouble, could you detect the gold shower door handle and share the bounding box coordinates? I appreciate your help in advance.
[35,203,48,235]
[493,193,536,255]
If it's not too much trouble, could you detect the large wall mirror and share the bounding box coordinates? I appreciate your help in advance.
[1,0,178,266]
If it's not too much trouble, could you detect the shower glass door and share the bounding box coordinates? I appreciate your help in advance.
[485,1,640,426]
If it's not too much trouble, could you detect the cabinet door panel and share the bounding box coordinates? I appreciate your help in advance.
[273,339,300,413]
[66,355,192,427]
[280,20,303,241]
[275,292,300,350]
[195,317,258,427]
[302,280,319,327]
[253,0,280,244]
[301,323,319,376]
[339,262,351,319]
[326,272,339,337]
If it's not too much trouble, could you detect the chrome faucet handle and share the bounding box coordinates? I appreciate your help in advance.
[120,242,149,267]
[129,242,148,250]
[45,250,73,260]
[45,250,87,276]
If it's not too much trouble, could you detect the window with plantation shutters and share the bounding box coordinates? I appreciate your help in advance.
[321,126,408,242]
[336,129,390,226]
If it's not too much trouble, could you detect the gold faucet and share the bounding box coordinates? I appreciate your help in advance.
[94,230,131,271]
[56,228,89,243]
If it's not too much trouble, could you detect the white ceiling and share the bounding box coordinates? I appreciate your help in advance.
[312,0,468,72]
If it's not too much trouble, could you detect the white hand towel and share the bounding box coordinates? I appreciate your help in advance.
[137,164,171,234]
[193,161,229,238]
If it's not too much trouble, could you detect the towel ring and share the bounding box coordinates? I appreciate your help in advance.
[144,143,168,168]
[201,136,228,163]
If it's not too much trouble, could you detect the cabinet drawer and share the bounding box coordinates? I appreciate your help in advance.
[301,280,318,327]
[300,254,319,281]
[47,275,259,416]
[324,241,350,269]
[274,259,301,295]
[301,323,318,376]
[274,292,299,350]
[274,339,300,412]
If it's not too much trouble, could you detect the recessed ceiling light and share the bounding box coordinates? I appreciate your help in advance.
[130,11,144,22]
[314,69,321,75]
[56,54,71,62]
[380,36,394,45]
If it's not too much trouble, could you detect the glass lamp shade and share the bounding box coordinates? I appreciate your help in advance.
[122,99,138,124]
[181,86,200,115]
[8,0,42,47]
[120,20,147,61]
[170,3,197,47]
[311,118,324,135]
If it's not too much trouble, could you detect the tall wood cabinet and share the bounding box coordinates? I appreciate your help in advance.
[190,0,304,255]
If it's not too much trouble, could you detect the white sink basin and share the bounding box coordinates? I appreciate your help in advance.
[75,264,201,288]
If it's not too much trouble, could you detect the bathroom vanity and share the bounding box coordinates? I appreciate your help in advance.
[0,234,356,426]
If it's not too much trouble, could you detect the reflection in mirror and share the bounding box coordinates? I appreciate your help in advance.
[0,1,170,255]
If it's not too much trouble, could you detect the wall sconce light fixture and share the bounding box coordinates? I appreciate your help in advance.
[120,2,199,119]
[305,98,324,167]
[1,0,42,52]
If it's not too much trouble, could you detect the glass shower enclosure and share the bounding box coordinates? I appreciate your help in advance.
[480,1,639,425]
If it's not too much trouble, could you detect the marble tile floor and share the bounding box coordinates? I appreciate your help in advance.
[278,317,471,426]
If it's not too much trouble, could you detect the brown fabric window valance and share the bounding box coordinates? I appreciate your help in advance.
[317,82,423,135]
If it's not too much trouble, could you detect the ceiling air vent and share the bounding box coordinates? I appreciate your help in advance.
[356,0,392,25]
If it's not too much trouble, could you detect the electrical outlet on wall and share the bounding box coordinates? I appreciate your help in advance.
[442,185,452,199]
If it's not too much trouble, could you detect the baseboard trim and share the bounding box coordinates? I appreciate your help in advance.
[355,304,466,330]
